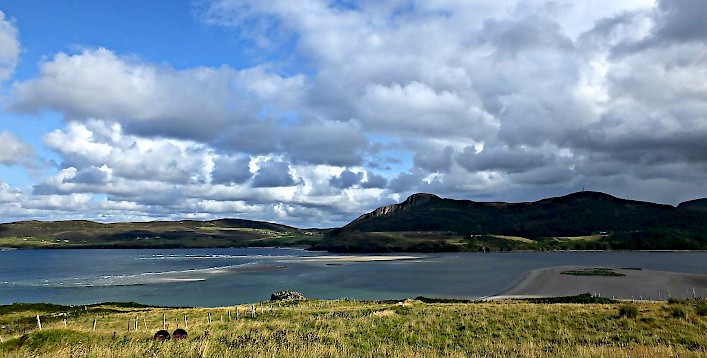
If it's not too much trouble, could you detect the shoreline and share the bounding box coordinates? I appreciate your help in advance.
[487,266,707,301]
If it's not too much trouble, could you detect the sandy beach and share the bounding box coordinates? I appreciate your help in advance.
[287,255,422,263]
[489,266,707,301]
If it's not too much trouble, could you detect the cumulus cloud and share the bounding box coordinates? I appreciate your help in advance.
[211,155,252,185]
[0,181,21,203]
[252,160,296,188]
[0,11,19,81]
[0,130,33,165]
[4,0,707,226]
[11,48,305,141]
[329,169,363,189]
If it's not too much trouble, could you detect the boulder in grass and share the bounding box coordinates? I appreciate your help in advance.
[270,290,306,301]
[154,330,171,341]
[172,328,188,340]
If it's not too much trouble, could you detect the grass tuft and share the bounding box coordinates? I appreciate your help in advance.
[618,304,639,318]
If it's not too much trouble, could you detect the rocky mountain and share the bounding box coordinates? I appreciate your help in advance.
[312,191,707,252]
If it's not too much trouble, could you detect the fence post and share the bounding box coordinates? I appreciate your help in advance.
[163,314,166,330]
[36,315,42,330]
[184,315,188,329]
[93,319,97,331]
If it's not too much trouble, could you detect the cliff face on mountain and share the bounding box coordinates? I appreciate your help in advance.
[346,193,441,226]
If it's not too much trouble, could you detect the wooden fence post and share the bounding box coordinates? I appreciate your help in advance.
[208,312,212,324]
[93,319,97,331]
[36,315,42,330]
[163,314,166,330]
[184,315,188,329]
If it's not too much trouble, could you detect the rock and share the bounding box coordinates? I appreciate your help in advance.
[270,290,306,301]
[172,328,188,340]
[153,330,171,341]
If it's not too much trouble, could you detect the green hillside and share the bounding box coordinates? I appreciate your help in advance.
[312,191,707,252]
[0,219,322,249]
[2,299,706,357]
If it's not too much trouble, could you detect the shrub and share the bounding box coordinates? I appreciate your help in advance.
[668,297,688,305]
[618,304,639,318]
[669,306,688,319]
[694,301,707,316]
[526,293,617,304]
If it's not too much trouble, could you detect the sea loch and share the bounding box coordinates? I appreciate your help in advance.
[1,248,706,307]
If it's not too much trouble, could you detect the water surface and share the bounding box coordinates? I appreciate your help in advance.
[1,248,705,307]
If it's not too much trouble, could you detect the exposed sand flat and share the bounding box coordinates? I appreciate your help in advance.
[212,264,286,274]
[291,255,422,263]
[489,266,707,301]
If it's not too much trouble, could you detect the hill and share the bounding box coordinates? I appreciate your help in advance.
[0,219,322,249]
[678,198,707,212]
[312,191,707,252]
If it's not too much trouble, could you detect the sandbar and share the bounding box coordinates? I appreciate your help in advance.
[489,266,707,301]
[291,255,421,263]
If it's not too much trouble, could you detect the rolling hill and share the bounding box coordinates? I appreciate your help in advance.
[311,191,707,252]
[2,191,706,252]
[0,219,323,249]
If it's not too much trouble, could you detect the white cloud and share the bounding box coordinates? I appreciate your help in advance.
[4,0,707,226]
[0,181,21,203]
[11,48,305,142]
[0,11,19,82]
[0,130,33,165]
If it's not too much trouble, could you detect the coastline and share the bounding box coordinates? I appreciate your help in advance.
[487,266,707,301]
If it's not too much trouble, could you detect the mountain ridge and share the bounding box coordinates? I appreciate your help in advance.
[2,191,706,251]
[314,191,707,252]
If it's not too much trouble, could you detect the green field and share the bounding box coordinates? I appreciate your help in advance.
[1,298,706,357]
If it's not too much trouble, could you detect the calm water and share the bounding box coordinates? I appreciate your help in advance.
[1,248,706,307]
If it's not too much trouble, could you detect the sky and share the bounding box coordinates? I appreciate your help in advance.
[0,0,706,228]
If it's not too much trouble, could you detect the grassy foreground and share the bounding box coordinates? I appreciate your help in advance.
[1,299,706,357]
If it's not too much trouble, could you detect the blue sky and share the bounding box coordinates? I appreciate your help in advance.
[0,0,706,227]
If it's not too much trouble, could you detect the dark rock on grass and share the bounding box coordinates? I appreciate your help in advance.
[172,328,188,340]
[270,290,306,301]
[154,330,170,341]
